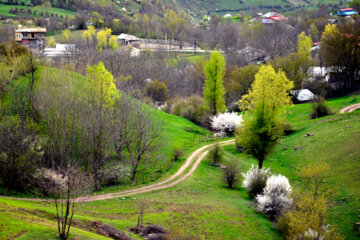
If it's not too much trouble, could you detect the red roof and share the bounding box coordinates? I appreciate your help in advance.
[340,8,354,11]
[268,15,288,21]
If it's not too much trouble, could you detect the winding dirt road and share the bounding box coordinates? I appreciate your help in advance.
[2,139,235,203]
[339,103,360,113]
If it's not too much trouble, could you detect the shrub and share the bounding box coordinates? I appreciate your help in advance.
[242,165,271,198]
[145,80,168,104]
[256,175,292,219]
[211,111,243,135]
[171,95,206,125]
[278,194,344,240]
[223,159,241,189]
[102,164,131,186]
[310,97,332,119]
[208,142,223,164]
[171,145,184,162]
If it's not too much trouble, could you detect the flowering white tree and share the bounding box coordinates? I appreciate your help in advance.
[211,111,243,135]
[242,165,271,198]
[256,174,292,219]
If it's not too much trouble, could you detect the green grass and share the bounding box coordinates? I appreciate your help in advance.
[223,95,360,239]
[0,154,280,240]
[45,30,86,42]
[0,3,75,17]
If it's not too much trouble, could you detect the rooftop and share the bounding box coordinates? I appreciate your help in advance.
[15,27,47,33]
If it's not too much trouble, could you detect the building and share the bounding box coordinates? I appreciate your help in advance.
[249,12,288,24]
[44,44,77,58]
[15,26,46,53]
[333,8,358,17]
[117,33,141,45]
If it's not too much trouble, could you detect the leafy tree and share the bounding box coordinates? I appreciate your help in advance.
[226,64,260,103]
[96,28,112,52]
[0,116,41,192]
[82,25,96,46]
[48,36,56,47]
[320,23,360,93]
[164,9,187,42]
[297,31,312,56]
[236,65,293,169]
[144,79,168,104]
[86,62,117,190]
[349,0,360,13]
[62,28,70,42]
[278,163,344,240]
[109,35,118,50]
[203,50,226,115]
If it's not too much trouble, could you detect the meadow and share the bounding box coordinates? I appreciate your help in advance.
[0,3,75,18]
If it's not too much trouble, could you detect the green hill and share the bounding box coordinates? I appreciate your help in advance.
[222,95,360,239]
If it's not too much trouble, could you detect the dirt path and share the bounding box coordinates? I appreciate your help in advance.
[2,139,235,203]
[339,103,360,113]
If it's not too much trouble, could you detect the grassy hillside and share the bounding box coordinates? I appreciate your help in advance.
[222,96,360,239]
[0,3,75,17]
[175,0,344,16]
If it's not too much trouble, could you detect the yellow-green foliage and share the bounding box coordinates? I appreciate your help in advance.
[145,79,168,103]
[109,35,118,50]
[48,36,56,47]
[237,65,293,167]
[203,50,226,115]
[86,61,117,108]
[62,29,70,42]
[297,32,312,56]
[82,25,96,43]
[96,28,112,52]
[278,163,344,240]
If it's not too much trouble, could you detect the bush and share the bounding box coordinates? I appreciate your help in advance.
[256,175,292,220]
[171,95,206,125]
[242,165,271,198]
[310,97,332,119]
[102,164,131,186]
[210,111,243,135]
[223,160,241,189]
[145,80,168,104]
[278,194,344,240]
[171,145,184,162]
[208,142,223,164]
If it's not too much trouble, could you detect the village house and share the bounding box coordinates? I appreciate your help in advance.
[15,25,46,53]
[333,8,358,17]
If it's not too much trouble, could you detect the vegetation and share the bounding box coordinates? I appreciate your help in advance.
[203,51,226,115]
[236,65,293,169]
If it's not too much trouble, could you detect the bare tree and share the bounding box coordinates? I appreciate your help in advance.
[37,166,91,240]
[120,96,163,181]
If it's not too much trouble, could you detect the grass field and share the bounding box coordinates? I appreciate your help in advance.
[0,3,75,17]
[222,95,360,239]
[1,63,360,239]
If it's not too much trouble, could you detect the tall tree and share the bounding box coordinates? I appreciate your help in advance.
[236,65,293,169]
[85,62,117,190]
[203,51,226,115]
[62,29,71,42]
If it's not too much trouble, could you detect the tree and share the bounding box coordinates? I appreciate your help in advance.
[48,36,56,47]
[203,51,226,115]
[37,167,91,240]
[297,31,312,56]
[144,79,168,104]
[96,28,112,52]
[118,96,163,181]
[320,23,360,93]
[349,0,360,13]
[85,62,117,190]
[0,116,42,192]
[82,25,96,46]
[236,65,293,169]
[62,28,70,42]
[223,159,241,189]
[164,9,187,43]
[278,163,344,240]
[109,35,118,50]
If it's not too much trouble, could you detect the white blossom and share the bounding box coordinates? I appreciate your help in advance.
[256,174,292,218]
[211,111,243,134]
[242,165,271,197]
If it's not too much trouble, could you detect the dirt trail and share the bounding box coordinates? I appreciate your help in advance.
[2,139,235,203]
[339,103,360,113]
